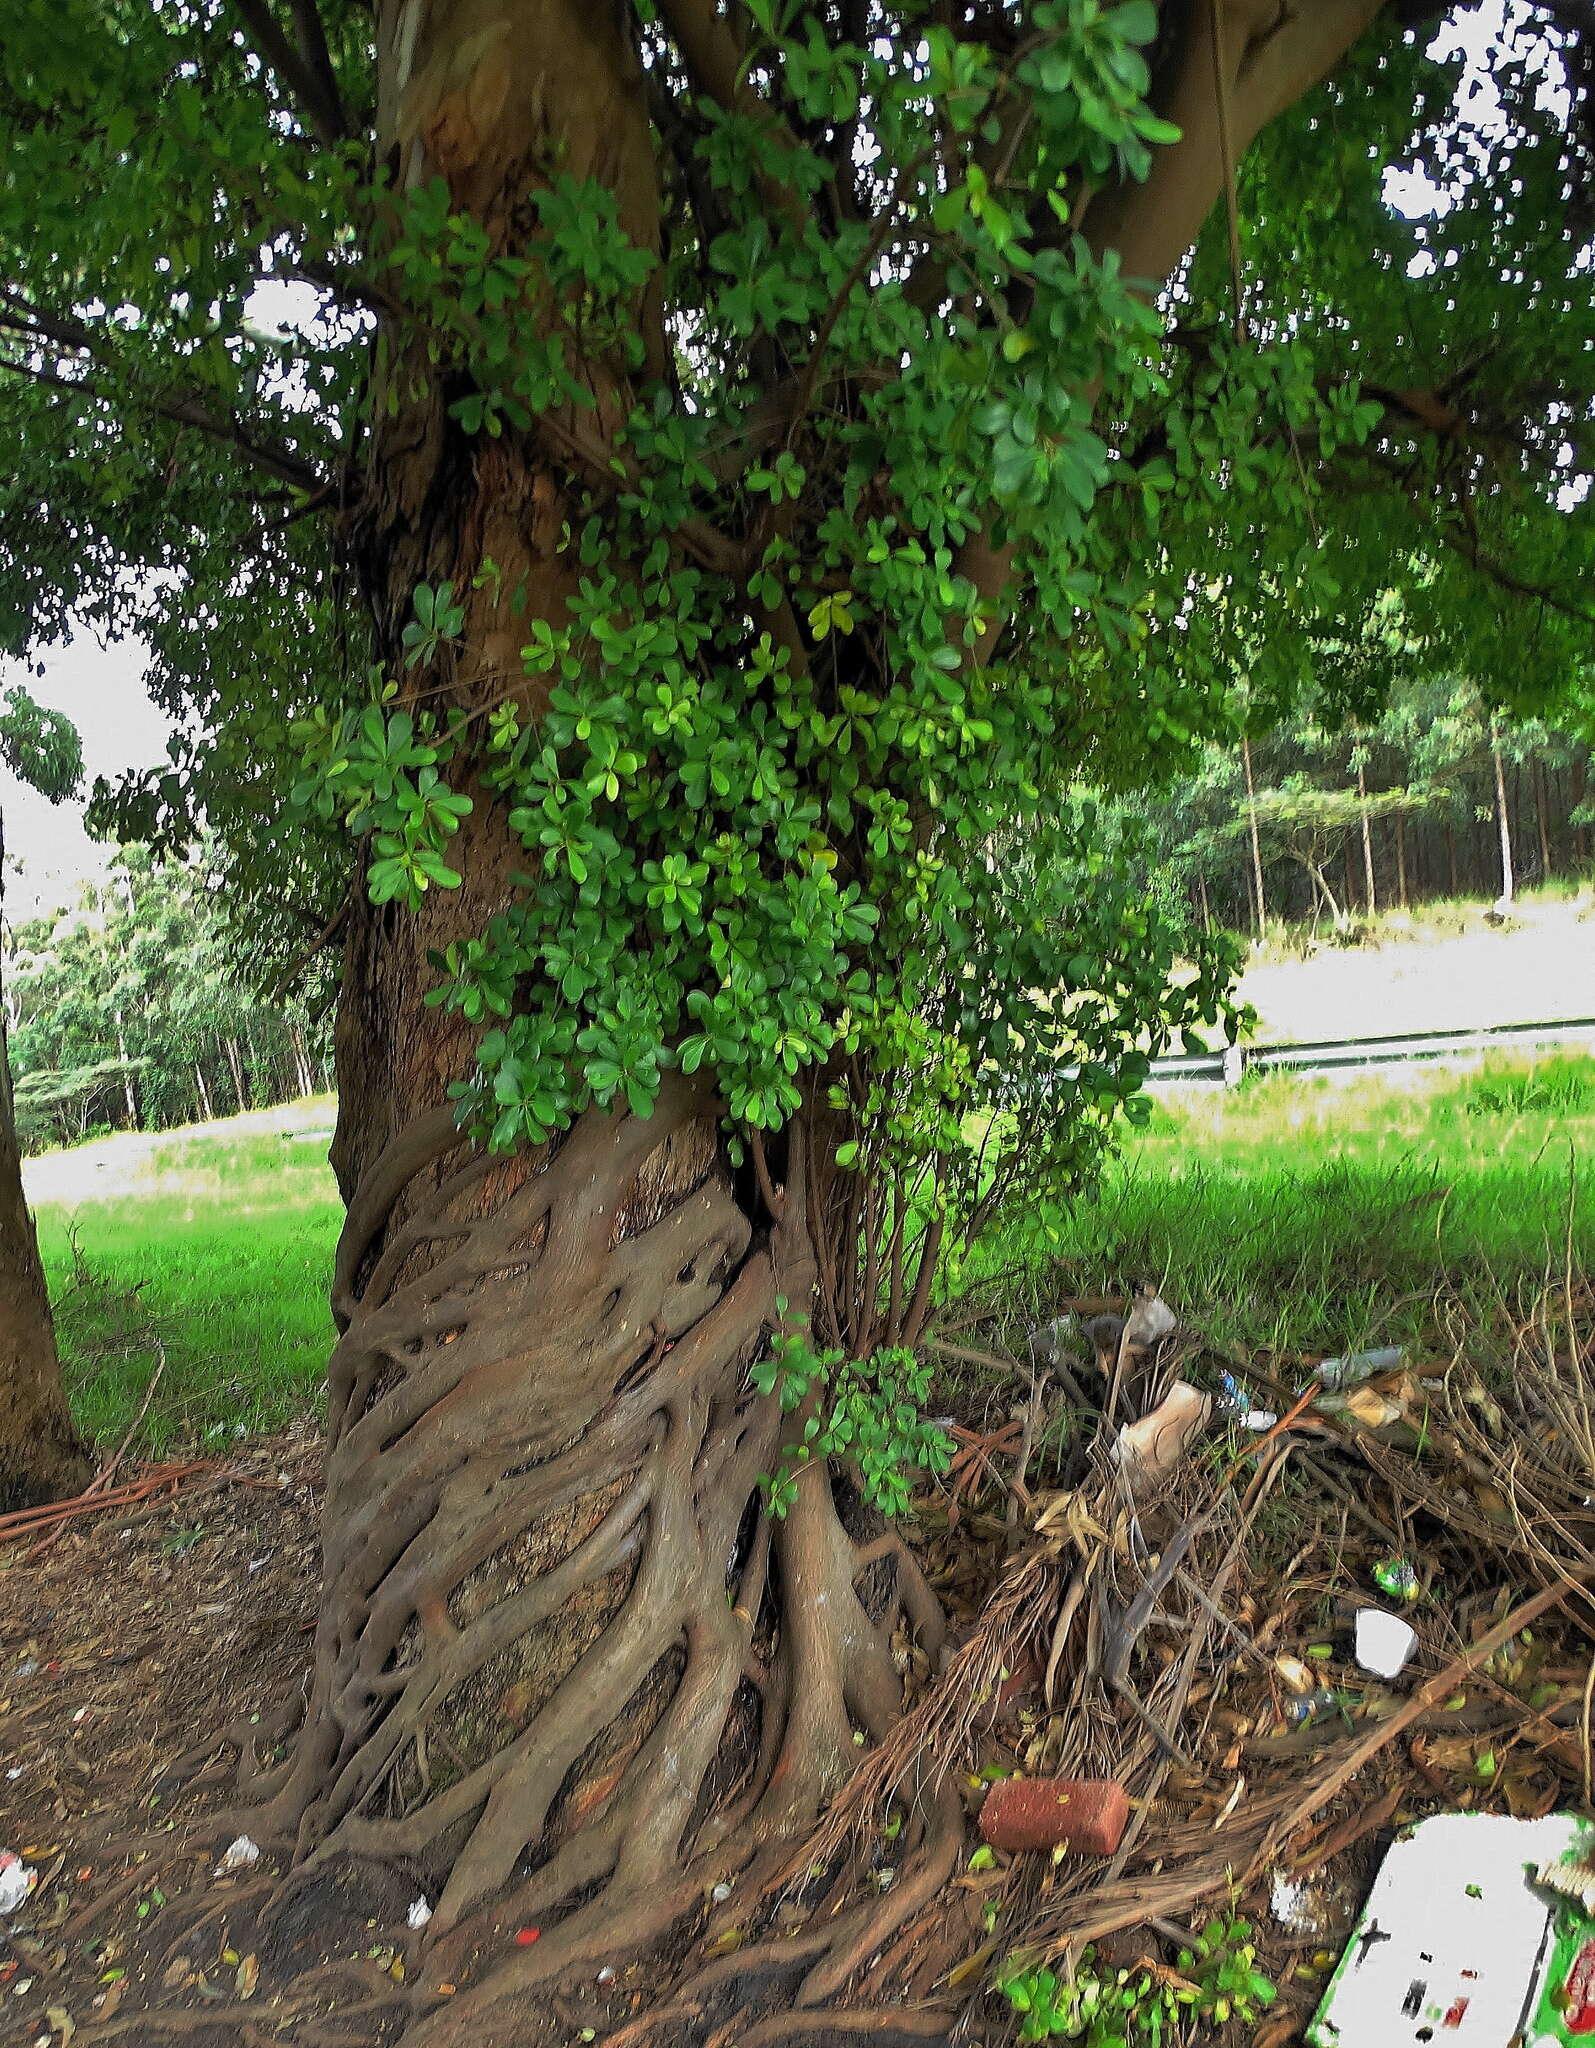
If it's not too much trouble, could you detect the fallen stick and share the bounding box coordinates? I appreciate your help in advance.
[0,1462,213,1545]
[1248,1569,1592,1877]
[84,1341,168,1499]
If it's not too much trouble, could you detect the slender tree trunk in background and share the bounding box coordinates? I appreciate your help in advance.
[1242,735,1265,935]
[0,819,91,1512]
[1342,836,1357,916]
[114,1010,138,1129]
[1196,869,1211,933]
[224,1034,247,1113]
[1305,859,1344,932]
[1493,727,1515,908]
[1534,758,1552,884]
[1356,756,1376,914]
[1395,813,1408,909]
[193,1061,214,1123]
[292,1022,313,1099]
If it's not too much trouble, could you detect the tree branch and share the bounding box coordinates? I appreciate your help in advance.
[288,0,352,135]
[0,293,328,494]
[954,0,1388,658]
[228,0,350,147]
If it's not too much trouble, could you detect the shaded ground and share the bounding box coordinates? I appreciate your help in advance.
[6,1403,1583,2048]
[0,1425,321,2043]
[4,1196,1593,2046]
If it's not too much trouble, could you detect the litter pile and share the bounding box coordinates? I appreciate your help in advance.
[876,1273,1595,2037]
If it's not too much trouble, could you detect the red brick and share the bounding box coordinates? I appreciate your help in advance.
[978,1776,1129,1857]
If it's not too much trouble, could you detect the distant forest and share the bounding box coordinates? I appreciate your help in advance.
[3,844,330,1152]
[1141,678,1592,935]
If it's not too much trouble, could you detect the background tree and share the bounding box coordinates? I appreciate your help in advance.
[2,2,1594,2039]
[0,684,90,1508]
[5,845,333,1150]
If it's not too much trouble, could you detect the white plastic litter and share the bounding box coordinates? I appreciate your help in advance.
[710,1882,732,1903]
[1271,1873,1320,1936]
[1309,1811,1590,2045]
[1354,1607,1417,1679]
[215,1834,262,1876]
[407,1897,433,1929]
[0,1852,36,1915]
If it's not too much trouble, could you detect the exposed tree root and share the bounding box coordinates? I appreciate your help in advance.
[133,1084,959,2046]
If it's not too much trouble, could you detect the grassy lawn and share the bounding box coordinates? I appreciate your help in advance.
[958,1052,1595,1369]
[23,1055,1595,1454]
[29,1105,341,1453]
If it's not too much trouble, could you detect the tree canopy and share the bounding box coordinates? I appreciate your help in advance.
[2,6,1591,1214]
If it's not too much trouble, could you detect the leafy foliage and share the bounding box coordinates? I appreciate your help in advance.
[1,2,1593,1497]
[0,684,80,805]
[751,1332,953,1516]
[995,1918,1276,2044]
[7,848,331,1149]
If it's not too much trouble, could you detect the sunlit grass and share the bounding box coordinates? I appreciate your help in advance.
[960,1053,1595,1368]
[30,1107,341,1452]
[25,1058,1595,1454]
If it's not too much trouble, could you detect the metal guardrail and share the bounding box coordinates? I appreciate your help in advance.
[1147,1015,1595,1086]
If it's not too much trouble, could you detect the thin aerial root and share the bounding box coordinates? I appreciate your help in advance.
[794,1788,964,2005]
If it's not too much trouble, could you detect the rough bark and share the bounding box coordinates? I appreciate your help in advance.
[229,1,1396,2035]
[0,878,91,1511]
[234,4,950,2035]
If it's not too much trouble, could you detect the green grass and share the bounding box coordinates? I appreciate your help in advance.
[25,1056,1595,1455]
[32,1110,341,1453]
[960,1052,1595,1369]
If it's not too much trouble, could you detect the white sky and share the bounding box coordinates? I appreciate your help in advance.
[0,640,170,920]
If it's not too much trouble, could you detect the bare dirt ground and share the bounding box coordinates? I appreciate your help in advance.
[2,1409,1587,2048]
[0,1425,322,2045]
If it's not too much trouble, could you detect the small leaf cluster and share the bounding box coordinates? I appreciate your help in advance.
[0,686,81,804]
[290,683,473,911]
[995,1919,1275,2044]
[750,1335,953,1520]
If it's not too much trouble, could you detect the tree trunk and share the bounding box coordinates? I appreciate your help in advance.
[243,5,949,2029]
[115,1011,139,1129]
[1534,757,1552,885]
[1304,858,1343,933]
[292,1022,313,1099]
[221,1034,245,1114]
[1242,735,1265,935]
[1493,727,1515,908]
[194,1060,214,1122]
[0,819,91,1512]
[1356,757,1376,914]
